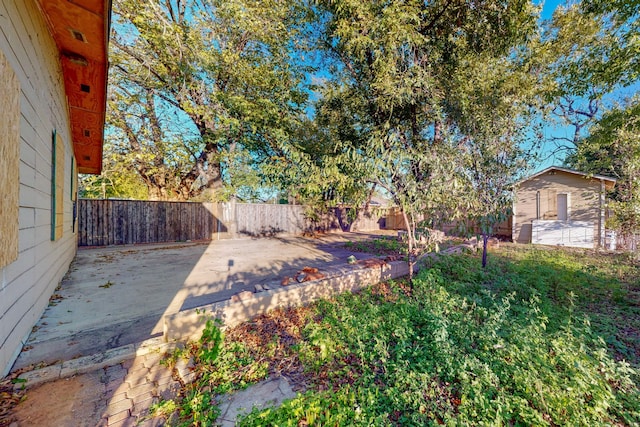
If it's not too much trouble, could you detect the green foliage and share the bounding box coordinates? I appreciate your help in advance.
[79,172,149,200]
[450,50,540,266]
[167,247,640,426]
[176,386,219,427]
[108,0,312,200]
[566,97,640,238]
[197,319,223,365]
[79,146,149,199]
[302,0,542,271]
[296,321,341,372]
[236,248,639,426]
[344,237,406,256]
[149,399,178,424]
[240,387,388,426]
[167,317,270,425]
[535,1,640,152]
[426,248,640,369]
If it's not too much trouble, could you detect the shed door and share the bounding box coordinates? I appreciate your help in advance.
[557,194,568,221]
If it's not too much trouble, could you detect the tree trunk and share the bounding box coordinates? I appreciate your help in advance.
[401,208,414,288]
[482,233,489,268]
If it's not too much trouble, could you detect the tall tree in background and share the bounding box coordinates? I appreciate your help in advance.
[538,0,639,156]
[107,0,311,200]
[105,84,196,200]
[80,143,149,199]
[566,98,640,247]
[451,51,540,267]
[540,0,639,248]
[263,112,378,228]
[304,0,539,275]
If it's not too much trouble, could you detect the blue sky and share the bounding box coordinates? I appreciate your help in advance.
[308,0,636,173]
[537,0,563,20]
[530,0,639,172]
[117,0,631,177]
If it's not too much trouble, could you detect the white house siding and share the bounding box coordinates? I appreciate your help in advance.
[514,170,603,246]
[0,0,77,376]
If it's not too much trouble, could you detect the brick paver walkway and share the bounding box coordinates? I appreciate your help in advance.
[98,352,181,427]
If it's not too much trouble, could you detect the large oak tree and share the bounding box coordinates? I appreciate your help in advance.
[106,0,311,200]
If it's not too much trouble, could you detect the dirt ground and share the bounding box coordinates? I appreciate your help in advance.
[6,373,106,427]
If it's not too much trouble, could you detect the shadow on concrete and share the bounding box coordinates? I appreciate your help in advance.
[10,232,386,372]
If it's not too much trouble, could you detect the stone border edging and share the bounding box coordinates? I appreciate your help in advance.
[163,240,481,343]
[163,260,412,343]
[14,337,174,390]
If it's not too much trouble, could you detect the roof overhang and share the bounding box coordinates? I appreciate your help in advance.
[519,166,617,191]
[36,0,111,175]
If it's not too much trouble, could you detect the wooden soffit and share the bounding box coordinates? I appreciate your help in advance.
[36,0,111,174]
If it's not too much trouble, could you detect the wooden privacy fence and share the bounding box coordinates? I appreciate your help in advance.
[77,199,518,247]
[235,203,313,237]
[77,199,387,246]
[77,199,228,246]
[386,207,513,238]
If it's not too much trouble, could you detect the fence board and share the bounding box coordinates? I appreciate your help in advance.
[77,200,388,246]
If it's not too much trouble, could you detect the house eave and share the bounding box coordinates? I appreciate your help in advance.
[518,166,617,191]
[35,0,111,175]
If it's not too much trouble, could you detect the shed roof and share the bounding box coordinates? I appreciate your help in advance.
[519,166,617,191]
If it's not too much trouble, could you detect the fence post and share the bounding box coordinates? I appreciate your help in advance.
[222,198,238,238]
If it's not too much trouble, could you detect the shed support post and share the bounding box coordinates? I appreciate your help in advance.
[599,179,605,248]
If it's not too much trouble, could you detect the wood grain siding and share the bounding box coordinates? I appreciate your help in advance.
[0,0,78,376]
[0,48,20,268]
[514,170,603,244]
[35,0,110,174]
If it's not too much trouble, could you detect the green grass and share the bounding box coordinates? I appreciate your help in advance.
[345,237,407,256]
[345,235,463,257]
[162,246,640,426]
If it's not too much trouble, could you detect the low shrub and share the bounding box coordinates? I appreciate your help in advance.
[240,249,639,426]
[166,247,640,426]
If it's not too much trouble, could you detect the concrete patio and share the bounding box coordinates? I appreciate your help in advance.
[11,232,388,372]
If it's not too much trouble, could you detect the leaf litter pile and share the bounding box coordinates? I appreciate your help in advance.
[192,281,412,394]
[0,373,26,426]
[224,306,313,390]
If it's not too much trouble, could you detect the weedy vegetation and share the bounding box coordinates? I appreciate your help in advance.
[158,245,640,426]
[344,237,407,256]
